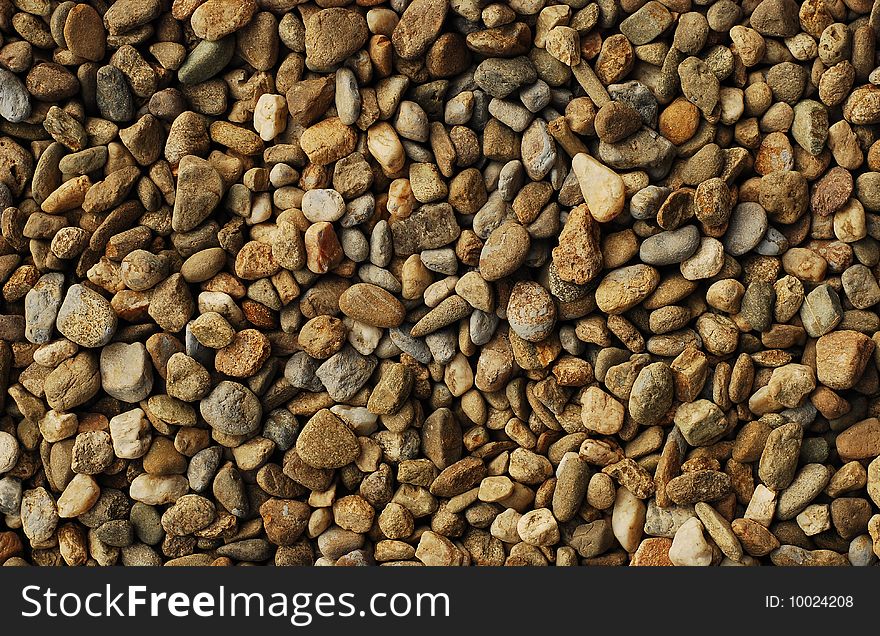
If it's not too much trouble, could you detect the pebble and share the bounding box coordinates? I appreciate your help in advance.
[172,156,223,233]
[191,0,256,41]
[669,517,712,566]
[572,153,625,223]
[680,237,725,281]
[800,284,842,338]
[513,507,557,547]
[479,222,530,282]
[723,203,768,256]
[666,470,731,505]
[338,283,405,329]
[21,487,58,544]
[595,265,660,315]
[552,204,603,285]
[56,284,117,348]
[24,273,64,344]
[109,409,151,459]
[316,346,377,401]
[758,422,803,491]
[178,38,235,85]
[0,69,31,123]
[695,502,742,562]
[678,57,719,118]
[200,381,262,436]
[0,432,19,474]
[474,57,537,99]
[611,486,646,553]
[296,410,359,469]
[506,281,556,343]
[640,225,700,266]
[391,203,460,256]
[96,66,134,123]
[816,331,875,390]
[100,342,153,403]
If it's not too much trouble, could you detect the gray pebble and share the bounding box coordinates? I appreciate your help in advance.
[639,225,700,265]
[520,80,551,113]
[629,362,674,424]
[420,248,458,274]
[24,272,64,344]
[800,437,829,464]
[629,185,670,220]
[619,1,674,45]
[470,309,499,345]
[96,65,134,122]
[598,128,675,178]
[199,381,262,436]
[470,89,491,129]
[472,193,512,239]
[497,160,524,201]
[315,346,377,401]
[608,80,658,127]
[187,445,222,492]
[339,193,375,228]
[263,408,300,451]
[643,500,696,538]
[389,325,433,364]
[369,219,392,267]
[401,139,433,163]
[335,67,361,126]
[130,501,164,546]
[800,284,843,338]
[0,68,31,123]
[723,202,768,256]
[284,352,324,392]
[340,227,369,262]
[780,402,817,427]
[488,98,533,132]
[425,328,457,365]
[358,264,401,293]
[521,118,556,181]
[474,56,537,98]
[776,463,831,520]
[58,146,108,175]
[755,226,789,255]
[0,475,22,515]
[95,519,135,547]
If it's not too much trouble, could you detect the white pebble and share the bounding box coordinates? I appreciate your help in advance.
[669,517,713,566]
[302,188,346,223]
[253,93,288,141]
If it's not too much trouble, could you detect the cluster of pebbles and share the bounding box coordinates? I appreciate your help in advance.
[4,0,880,568]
